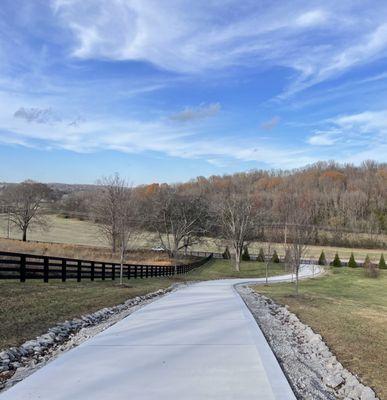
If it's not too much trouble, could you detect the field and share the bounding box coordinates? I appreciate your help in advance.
[0,214,385,262]
[253,268,387,399]
[0,259,284,351]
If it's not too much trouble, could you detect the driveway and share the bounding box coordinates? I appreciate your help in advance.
[1,265,320,400]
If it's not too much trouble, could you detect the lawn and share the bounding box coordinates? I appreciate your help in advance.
[253,268,387,399]
[0,258,279,350]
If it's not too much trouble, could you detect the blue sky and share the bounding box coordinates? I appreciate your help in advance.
[1,0,387,184]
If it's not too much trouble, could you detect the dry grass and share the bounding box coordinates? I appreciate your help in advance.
[0,238,180,265]
[253,268,387,399]
[0,214,385,262]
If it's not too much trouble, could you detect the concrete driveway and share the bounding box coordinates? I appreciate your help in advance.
[1,265,320,400]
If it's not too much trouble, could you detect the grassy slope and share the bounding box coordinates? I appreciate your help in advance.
[0,214,385,262]
[0,259,281,350]
[253,268,387,399]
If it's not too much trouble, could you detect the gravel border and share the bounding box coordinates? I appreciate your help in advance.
[237,285,379,400]
[0,283,183,393]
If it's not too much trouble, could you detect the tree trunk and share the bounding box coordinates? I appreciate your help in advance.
[22,227,27,242]
[112,235,116,253]
[235,248,241,272]
[295,267,299,295]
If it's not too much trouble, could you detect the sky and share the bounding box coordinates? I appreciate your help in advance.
[1,0,387,184]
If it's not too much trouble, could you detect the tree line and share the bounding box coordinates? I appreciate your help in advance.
[1,161,386,271]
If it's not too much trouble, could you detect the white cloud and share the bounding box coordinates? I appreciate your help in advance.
[307,131,337,146]
[296,10,328,27]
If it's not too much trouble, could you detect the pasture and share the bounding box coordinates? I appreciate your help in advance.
[0,214,385,262]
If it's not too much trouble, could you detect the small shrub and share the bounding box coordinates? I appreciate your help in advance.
[330,253,342,267]
[318,250,327,265]
[222,246,231,260]
[364,255,380,278]
[242,246,250,261]
[257,248,265,262]
[271,250,280,263]
[347,253,357,268]
[379,254,386,269]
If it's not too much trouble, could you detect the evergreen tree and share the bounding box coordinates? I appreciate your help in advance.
[257,248,265,262]
[330,253,342,267]
[379,254,386,269]
[348,253,357,268]
[242,246,250,261]
[271,250,280,263]
[318,250,326,265]
[222,246,231,260]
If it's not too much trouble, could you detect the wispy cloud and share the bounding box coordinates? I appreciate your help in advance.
[169,103,221,122]
[51,0,387,94]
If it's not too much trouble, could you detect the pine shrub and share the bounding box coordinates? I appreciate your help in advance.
[379,254,386,269]
[242,246,250,261]
[257,248,265,262]
[347,253,357,268]
[271,250,280,263]
[222,246,231,260]
[318,250,327,265]
[330,253,342,267]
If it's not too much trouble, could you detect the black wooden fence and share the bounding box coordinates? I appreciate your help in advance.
[0,251,213,282]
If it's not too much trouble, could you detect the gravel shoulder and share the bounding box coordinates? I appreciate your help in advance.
[237,285,379,400]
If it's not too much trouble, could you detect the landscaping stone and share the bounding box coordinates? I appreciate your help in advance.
[237,285,379,400]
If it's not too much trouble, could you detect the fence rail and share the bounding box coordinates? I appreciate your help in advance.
[0,251,213,282]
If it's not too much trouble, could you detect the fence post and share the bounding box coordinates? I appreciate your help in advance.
[102,263,106,280]
[112,264,116,280]
[146,266,149,278]
[77,260,81,282]
[91,261,95,281]
[134,266,137,279]
[20,255,26,282]
[140,265,144,279]
[44,257,49,283]
[61,259,66,282]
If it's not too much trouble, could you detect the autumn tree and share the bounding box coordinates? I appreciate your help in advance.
[1,181,52,241]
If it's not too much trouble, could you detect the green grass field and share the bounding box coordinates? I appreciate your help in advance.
[0,259,282,351]
[253,268,387,399]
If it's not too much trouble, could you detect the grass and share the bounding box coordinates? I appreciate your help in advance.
[0,258,279,351]
[253,268,387,399]
[0,214,385,262]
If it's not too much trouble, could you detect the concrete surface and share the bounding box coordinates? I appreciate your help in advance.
[1,265,320,400]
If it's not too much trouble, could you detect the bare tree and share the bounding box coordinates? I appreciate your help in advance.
[214,185,257,271]
[142,186,207,258]
[285,195,314,295]
[0,181,52,241]
[117,187,136,285]
[94,174,130,253]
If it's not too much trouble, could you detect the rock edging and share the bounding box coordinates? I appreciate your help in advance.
[237,286,379,400]
[0,286,175,391]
